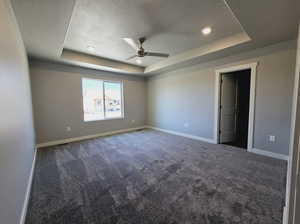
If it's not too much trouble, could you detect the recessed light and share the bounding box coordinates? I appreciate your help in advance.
[87,45,95,52]
[202,27,212,35]
[136,58,142,64]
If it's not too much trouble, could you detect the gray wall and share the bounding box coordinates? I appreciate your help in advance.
[30,61,147,144]
[0,0,35,224]
[147,41,296,155]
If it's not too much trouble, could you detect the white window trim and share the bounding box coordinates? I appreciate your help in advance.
[81,78,124,122]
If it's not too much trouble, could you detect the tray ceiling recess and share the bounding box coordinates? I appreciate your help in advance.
[12,0,300,75]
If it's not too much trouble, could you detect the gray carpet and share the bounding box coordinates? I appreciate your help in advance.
[26,129,287,224]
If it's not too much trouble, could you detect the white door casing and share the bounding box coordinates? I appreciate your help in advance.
[214,62,258,150]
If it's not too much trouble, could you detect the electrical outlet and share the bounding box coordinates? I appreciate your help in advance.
[269,135,276,142]
[131,120,135,123]
[184,122,189,128]
[66,126,71,132]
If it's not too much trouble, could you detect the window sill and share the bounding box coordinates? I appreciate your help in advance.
[84,116,124,122]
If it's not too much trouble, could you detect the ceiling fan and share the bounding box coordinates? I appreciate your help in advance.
[123,37,169,61]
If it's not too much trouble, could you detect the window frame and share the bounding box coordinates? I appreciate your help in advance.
[81,77,124,122]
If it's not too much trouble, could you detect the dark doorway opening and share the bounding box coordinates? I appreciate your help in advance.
[220,69,251,149]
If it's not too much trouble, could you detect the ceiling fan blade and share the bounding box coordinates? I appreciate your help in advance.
[123,38,139,51]
[145,52,169,58]
[126,55,137,60]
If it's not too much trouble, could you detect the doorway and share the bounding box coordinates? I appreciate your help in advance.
[219,69,251,148]
[214,63,257,150]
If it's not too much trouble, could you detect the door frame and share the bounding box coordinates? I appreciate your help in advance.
[214,62,258,150]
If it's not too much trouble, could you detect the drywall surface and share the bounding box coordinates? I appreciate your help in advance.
[294,22,300,224]
[0,0,35,223]
[147,41,296,155]
[30,61,147,144]
[287,22,300,224]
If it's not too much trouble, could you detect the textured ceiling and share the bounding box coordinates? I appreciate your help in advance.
[64,0,244,66]
[11,0,75,58]
[11,0,300,75]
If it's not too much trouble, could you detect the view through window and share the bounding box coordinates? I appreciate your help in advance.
[82,78,123,121]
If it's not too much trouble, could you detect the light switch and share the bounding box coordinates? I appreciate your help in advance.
[184,122,189,128]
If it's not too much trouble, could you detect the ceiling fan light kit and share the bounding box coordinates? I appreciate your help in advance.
[136,58,142,64]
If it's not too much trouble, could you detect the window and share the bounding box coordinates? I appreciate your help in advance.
[82,78,123,121]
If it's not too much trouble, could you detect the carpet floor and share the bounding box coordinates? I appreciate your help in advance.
[26,129,287,224]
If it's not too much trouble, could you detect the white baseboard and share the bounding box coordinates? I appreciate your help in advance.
[20,148,37,224]
[145,125,216,144]
[146,126,289,161]
[248,148,289,161]
[36,126,146,148]
[282,206,287,224]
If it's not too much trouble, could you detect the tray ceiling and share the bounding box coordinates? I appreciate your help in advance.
[64,0,244,67]
[12,0,300,75]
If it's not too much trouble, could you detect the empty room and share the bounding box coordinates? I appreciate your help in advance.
[1,0,300,223]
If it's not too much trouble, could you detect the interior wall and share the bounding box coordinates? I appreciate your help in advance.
[294,23,300,224]
[0,0,35,223]
[287,22,300,224]
[30,60,147,144]
[147,40,296,156]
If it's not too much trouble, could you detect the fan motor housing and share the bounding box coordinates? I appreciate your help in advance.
[137,47,145,57]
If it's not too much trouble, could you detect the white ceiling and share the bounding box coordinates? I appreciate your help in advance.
[11,0,300,75]
[11,0,75,59]
[64,0,244,67]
